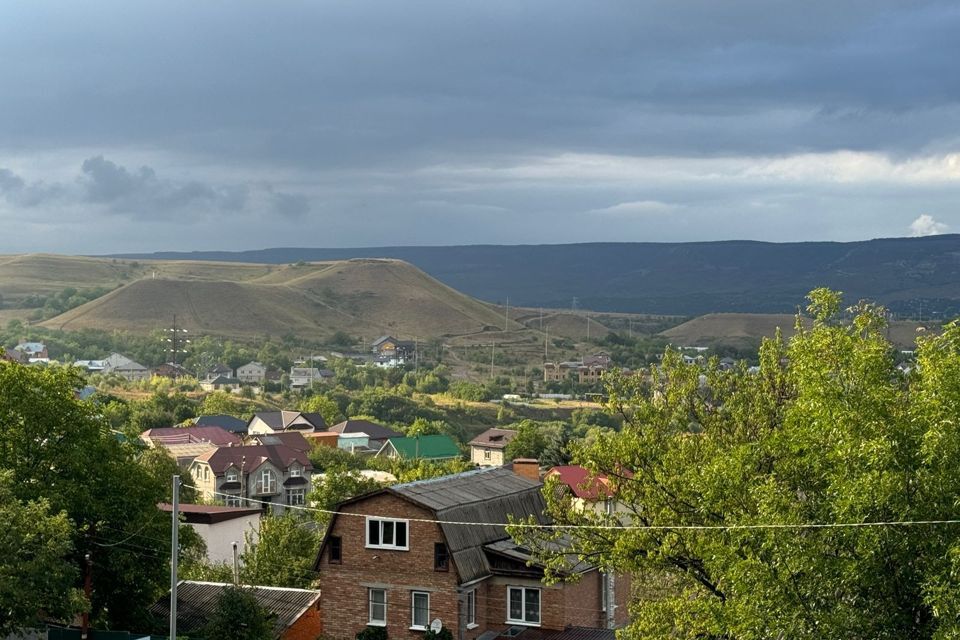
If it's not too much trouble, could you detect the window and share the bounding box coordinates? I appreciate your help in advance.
[225,494,242,507]
[411,591,430,630]
[290,465,301,478]
[259,469,276,493]
[366,517,409,550]
[225,468,238,482]
[507,587,540,625]
[286,488,305,506]
[328,536,342,564]
[368,588,386,626]
[483,449,491,461]
[465,589,477,628]
[434,542,449,571]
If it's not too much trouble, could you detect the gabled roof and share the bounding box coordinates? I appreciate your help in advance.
[372,335,397,347]
[545,465,613,500]
[386,466,547,583]
[194,414,249,433]
[194,443,311,475]
[239,360,265,369]
[252,411,327,431]
[149,581,321,638]
[207,375,241,385]
[103,352,148,371]
[469,427,518,449]
[379,434,460,460]
[142,426,242,447]
[251,431,312,452]
[328,419,402,440]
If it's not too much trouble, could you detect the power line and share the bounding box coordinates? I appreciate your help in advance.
[182,484,960,532]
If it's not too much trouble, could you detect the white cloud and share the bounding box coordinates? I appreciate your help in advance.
[588,200,679,216]
[909,214,948,237]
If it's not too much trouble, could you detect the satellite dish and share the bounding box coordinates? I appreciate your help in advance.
[430,619,442,633]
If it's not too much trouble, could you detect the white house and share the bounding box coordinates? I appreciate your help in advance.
[158,503,261,563]
[236,361,267,383]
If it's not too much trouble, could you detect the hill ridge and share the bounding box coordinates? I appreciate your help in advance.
[105,235,960,316]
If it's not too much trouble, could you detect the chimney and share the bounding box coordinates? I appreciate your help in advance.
[512,458,541,482]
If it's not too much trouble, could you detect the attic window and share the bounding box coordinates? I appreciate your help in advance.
[366,517,409,551]
[434,542,449,571]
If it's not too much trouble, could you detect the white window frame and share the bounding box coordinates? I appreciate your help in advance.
[225,494,242,507]
[368,588,387,626]
[225,468,238,482]
[507,586,541,626]
[483,449,492,461]
[260,469,277,493]
[465,589,477,629]
[290,465,302,478]
[286,487,306,506]
[365,516,409,550]
[410,591,430,630]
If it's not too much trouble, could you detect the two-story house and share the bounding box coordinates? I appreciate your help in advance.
[237,361,267,383]
[469,428,518,467]
[314,465,629,640]
[247,410,327,434]
[189,442,313,514]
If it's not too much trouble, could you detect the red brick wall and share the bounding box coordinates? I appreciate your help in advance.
[282,602,323,640]
[317,493,461,640]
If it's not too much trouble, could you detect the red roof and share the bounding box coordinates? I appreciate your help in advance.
[194,443,311,475]
[546,465,613,500]
[158,503,262,524]
[142,426,241,447]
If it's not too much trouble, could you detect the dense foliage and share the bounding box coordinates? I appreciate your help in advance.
[511,289,960,639]
[0,362,197,630]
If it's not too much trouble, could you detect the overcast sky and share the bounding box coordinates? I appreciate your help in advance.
[1,1,959,253]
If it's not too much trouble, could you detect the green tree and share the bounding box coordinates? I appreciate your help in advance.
[503,419,552,461]
[309,470,384,525]
[511,290,960,639]
[299,393,344,426]
[240,513,319,588]
[200,390,243,417]
[0,471,85,633]
[0,362,182,629]
[204,586,274,640]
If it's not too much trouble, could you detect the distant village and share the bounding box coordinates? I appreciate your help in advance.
[2,334,632,640]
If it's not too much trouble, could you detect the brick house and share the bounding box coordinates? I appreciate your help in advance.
[314,465,629,640]
[189,442,313,514]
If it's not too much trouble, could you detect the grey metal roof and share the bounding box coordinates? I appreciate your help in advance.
[149,580,321,638]
[391,467,548,583]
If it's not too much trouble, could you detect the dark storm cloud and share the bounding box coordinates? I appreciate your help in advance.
[0,1,959,252]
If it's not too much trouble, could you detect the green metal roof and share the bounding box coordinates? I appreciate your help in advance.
[385,434,461,460]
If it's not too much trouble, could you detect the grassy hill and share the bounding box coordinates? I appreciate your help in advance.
[661,313,933,350]
[36,258,518,341]
[112,235,960,316]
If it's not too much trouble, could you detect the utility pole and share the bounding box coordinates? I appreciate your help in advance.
[82,552,92,639]
[170,474,180,640]
[544,327,549,362]
[604,498,616,629]
[504,297,510,332]
[490,342,496,379]
[166,315,190,365]
[572,297,579,313]
[586,315,591,341]
[539,307,543,331]
[232,541,240,585]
